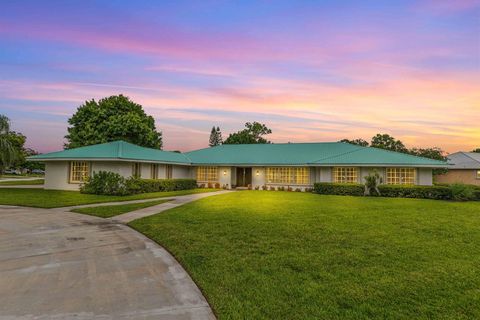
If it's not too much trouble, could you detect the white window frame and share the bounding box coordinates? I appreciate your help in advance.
[69,161,90,184]
[196,166,218,182]
[386,168,417,185]
[332,167,358,183]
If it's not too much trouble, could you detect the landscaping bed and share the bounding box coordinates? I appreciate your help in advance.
[130,191,480,319]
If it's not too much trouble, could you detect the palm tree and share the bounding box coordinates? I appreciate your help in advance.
[0,115,15,174]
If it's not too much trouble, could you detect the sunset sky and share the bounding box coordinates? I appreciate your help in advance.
[1,0,479,153]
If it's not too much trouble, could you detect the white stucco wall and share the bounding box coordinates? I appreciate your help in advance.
[172,165,191,179]
[417,168,433,186]
[217,167,232,188]
[319,167,332,183]
[44,161,78,190]
[252,167,266,188]
[91,161,132,178]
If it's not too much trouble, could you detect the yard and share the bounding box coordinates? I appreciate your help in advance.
[71,199,170,218]
[130,191,480,320]
[0,188,218,208]
[0,179,44,185]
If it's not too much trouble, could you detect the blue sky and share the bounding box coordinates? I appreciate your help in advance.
[0,0,479,152]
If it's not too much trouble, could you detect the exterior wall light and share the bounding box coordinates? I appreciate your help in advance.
[256,170,260,176]
[223,170,227,176]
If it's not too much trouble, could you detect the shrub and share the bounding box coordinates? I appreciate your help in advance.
[295,188,302,192]
[262,185,268,190]
[80,172,197,196]
[269,186,276,191]
[254,185,259,190]
[313,183,364,196]
[377,184,452,200]
[278,186,285,191]
[134,179,197,193]
[313,183,460,200]
[364,170,382,196]
[80,171,130,196]
[215,182,221,189]
[449,184,476,201]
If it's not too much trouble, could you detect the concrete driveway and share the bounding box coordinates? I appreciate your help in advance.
[0,205,215,320]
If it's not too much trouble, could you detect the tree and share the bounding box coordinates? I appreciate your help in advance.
[472,148,480,153]
[409,147,446,161]
[370,134,407,152]
[65,95,162,149]
[209,126,223,147]
[7,131,26,168]
[0,115,16,173]
[224,122,272,144]
[339,138,369,147]
[409,147,447,175]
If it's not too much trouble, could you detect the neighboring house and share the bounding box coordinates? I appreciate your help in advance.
[435,152,480,186]
[28,140,447,191]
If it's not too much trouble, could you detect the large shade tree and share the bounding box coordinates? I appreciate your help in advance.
[370,133,408,153]
[65,95,162,149]
[339,138,369,147]
[472,148,480,153]
[224,122,272,144]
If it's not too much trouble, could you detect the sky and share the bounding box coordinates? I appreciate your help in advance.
[0,0,479,153]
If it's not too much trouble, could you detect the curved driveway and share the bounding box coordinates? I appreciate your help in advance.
[0,205,215,319]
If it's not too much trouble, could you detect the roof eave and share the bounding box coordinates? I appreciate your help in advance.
[26,157,191,166]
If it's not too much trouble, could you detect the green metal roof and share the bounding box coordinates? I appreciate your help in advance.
[28,141,191,164]
[28,140,447,167]
[185,143,447,167]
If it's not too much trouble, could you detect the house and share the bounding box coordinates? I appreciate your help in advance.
[435,152,480,186]
[28,140,447,191]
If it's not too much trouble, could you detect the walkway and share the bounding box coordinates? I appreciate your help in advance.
[0,205,216,319]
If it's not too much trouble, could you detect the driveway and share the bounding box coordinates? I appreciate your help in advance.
[0,205,215,320]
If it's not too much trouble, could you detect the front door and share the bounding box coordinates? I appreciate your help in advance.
[236,167,252,187]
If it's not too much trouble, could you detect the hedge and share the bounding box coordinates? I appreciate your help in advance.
[130,179,197,193]
[313,182,479,201]
[81,171,197,196]
[313,183,364,196]
[377,184,452,200]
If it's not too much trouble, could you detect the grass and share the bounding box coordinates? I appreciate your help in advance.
[71,199,170,218]
[0,179,44,185]
[0,188,218,208]
[130,191,480,320]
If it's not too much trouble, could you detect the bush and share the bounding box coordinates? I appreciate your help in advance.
[449,184,476,201]
[313,183,364,196]
[313,182,457,200]
[134,178,197,193]
[81,171,197,196]
[80,171,130,196]
[378,184,452,200]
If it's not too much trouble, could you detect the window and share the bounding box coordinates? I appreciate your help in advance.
[132,163,141,177]
[333,167,358,183]
[69,161,90,183]
[151,164,158,179]
[386,168,416,185]
[166,165,173,179]
[196,166,218,182]
[476,170,480,180]
[266,167,310,185]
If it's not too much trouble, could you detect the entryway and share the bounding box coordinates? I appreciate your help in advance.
[236,167,252,187]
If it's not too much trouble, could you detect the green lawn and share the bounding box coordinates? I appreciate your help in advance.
[0,179,44,185]
[71,199,170,218]
[130,191,480,320]
[0,188,218,208]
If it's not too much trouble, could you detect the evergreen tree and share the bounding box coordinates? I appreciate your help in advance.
[209,126,223,147]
